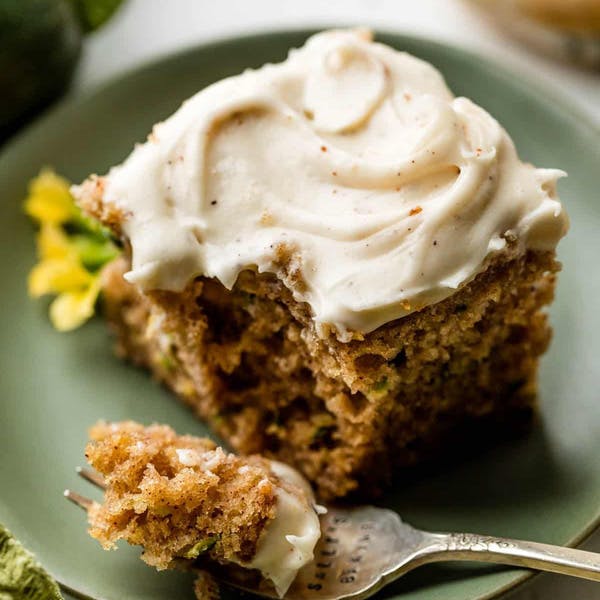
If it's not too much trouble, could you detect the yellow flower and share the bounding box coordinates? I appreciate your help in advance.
[49,275,103,332]
[36,222,73,260]
[24,168,121,331]
[24,169,75,224]
[28,255,93,298]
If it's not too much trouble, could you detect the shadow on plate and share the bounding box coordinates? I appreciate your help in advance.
[380,417,589,523]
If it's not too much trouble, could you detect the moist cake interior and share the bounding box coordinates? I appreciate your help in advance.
[100,248,558,501]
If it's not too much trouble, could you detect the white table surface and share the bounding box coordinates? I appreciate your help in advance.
[74,1,600,599]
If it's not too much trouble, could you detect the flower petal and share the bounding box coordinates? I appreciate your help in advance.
[24,169,75,224]
[49,277,102,331]
[28,257,93,298]
[37,223,73,260]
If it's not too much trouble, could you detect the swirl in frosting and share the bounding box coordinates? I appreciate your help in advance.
[95,29,568,339]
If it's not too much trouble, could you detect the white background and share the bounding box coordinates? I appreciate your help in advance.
[74,1,600,599]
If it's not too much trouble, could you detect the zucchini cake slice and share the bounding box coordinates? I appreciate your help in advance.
[85,421,322,597]
[73,29,568,501]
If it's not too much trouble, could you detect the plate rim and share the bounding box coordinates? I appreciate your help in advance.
[2,26,599,600]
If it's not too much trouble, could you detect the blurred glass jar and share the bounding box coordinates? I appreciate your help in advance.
[471,0,600,69]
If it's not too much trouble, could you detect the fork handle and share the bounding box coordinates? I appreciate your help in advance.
[422,532,600,581]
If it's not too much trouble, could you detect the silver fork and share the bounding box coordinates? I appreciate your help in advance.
[66,468,600,600]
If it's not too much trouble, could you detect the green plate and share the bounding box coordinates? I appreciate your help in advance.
[0,30,599,600]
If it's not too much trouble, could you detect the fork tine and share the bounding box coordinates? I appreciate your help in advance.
[76,466,106,490]
[64,489,93,511]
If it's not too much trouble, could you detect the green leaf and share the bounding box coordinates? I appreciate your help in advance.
[68,206,114,241]
[70,234,119,271]
[68,0,124,33]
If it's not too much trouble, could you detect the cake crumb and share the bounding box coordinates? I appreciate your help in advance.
[85,421,280,568]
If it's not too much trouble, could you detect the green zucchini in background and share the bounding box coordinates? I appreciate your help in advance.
[0,0,124,141]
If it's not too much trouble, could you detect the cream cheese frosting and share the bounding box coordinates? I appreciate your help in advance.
[245,461,323,597]
[84,29,569,339]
